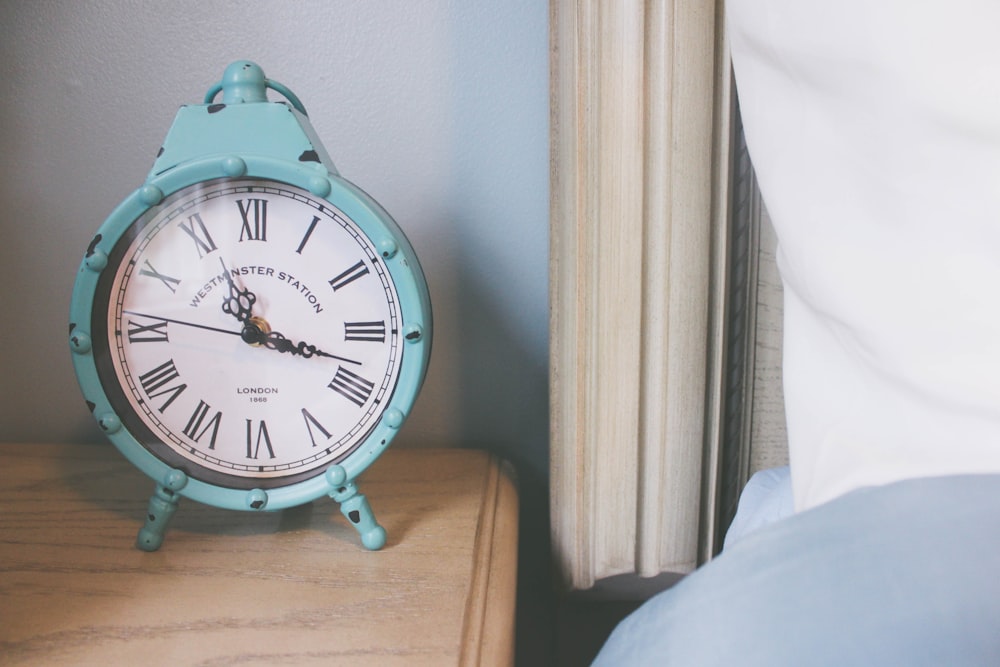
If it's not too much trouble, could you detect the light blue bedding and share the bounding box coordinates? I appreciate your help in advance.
[723,467,794,551]
[593,474,1000,666]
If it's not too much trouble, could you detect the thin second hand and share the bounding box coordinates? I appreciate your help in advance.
[122,310,241,337]
[125,310,361,365]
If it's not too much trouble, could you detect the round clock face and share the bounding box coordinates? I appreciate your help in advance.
[92,178,403,489]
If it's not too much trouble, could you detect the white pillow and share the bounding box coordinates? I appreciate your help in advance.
[728,0,1000,509]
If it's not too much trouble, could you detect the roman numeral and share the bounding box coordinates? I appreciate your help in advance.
[301,408,333,447]
[328,366,374,407]
[245,419,275,459]
[344,320,386,343]
[137,359,187,412]
[126,317,169,343]
[138,260,181,293]
[329,260,370,291]
[182,400,222,449]
[237,198,268,242]
[296,215,320,254]
[178,213,218,258]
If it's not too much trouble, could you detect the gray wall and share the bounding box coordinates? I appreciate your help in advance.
[0,0,548,465]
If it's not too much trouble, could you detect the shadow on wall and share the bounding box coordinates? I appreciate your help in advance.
[453,243,553,666]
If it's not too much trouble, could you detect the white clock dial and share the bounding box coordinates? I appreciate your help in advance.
[94,178,403,489]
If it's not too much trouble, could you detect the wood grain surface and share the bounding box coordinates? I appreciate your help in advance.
[0,443,518,666]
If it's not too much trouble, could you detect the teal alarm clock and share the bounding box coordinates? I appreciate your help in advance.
[68,61,432,552]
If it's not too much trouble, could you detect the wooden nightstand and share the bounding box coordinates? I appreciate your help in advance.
[0,443,518,666]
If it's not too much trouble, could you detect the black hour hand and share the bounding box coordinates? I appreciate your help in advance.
[223,287,257,324]
[219,259,256,323]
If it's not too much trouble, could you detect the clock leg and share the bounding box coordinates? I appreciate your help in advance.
[136,483,182,551]
[330,482,386,550]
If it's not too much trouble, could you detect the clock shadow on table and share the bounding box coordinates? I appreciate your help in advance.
[55,444,430,551]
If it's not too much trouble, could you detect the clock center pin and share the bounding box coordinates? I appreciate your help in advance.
[241,316,271,346]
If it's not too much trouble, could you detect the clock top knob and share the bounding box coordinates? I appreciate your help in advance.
[203,60,308,116]
[219,61,268,104]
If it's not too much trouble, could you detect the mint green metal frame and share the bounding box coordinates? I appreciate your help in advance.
[68,62,432,551]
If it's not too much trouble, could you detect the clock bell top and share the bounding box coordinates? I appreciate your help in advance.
[149,60,338,179]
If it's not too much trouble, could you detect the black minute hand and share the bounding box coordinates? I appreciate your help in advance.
[241,324,362,366]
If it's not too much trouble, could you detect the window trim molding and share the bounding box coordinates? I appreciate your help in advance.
[549,0,733,591]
